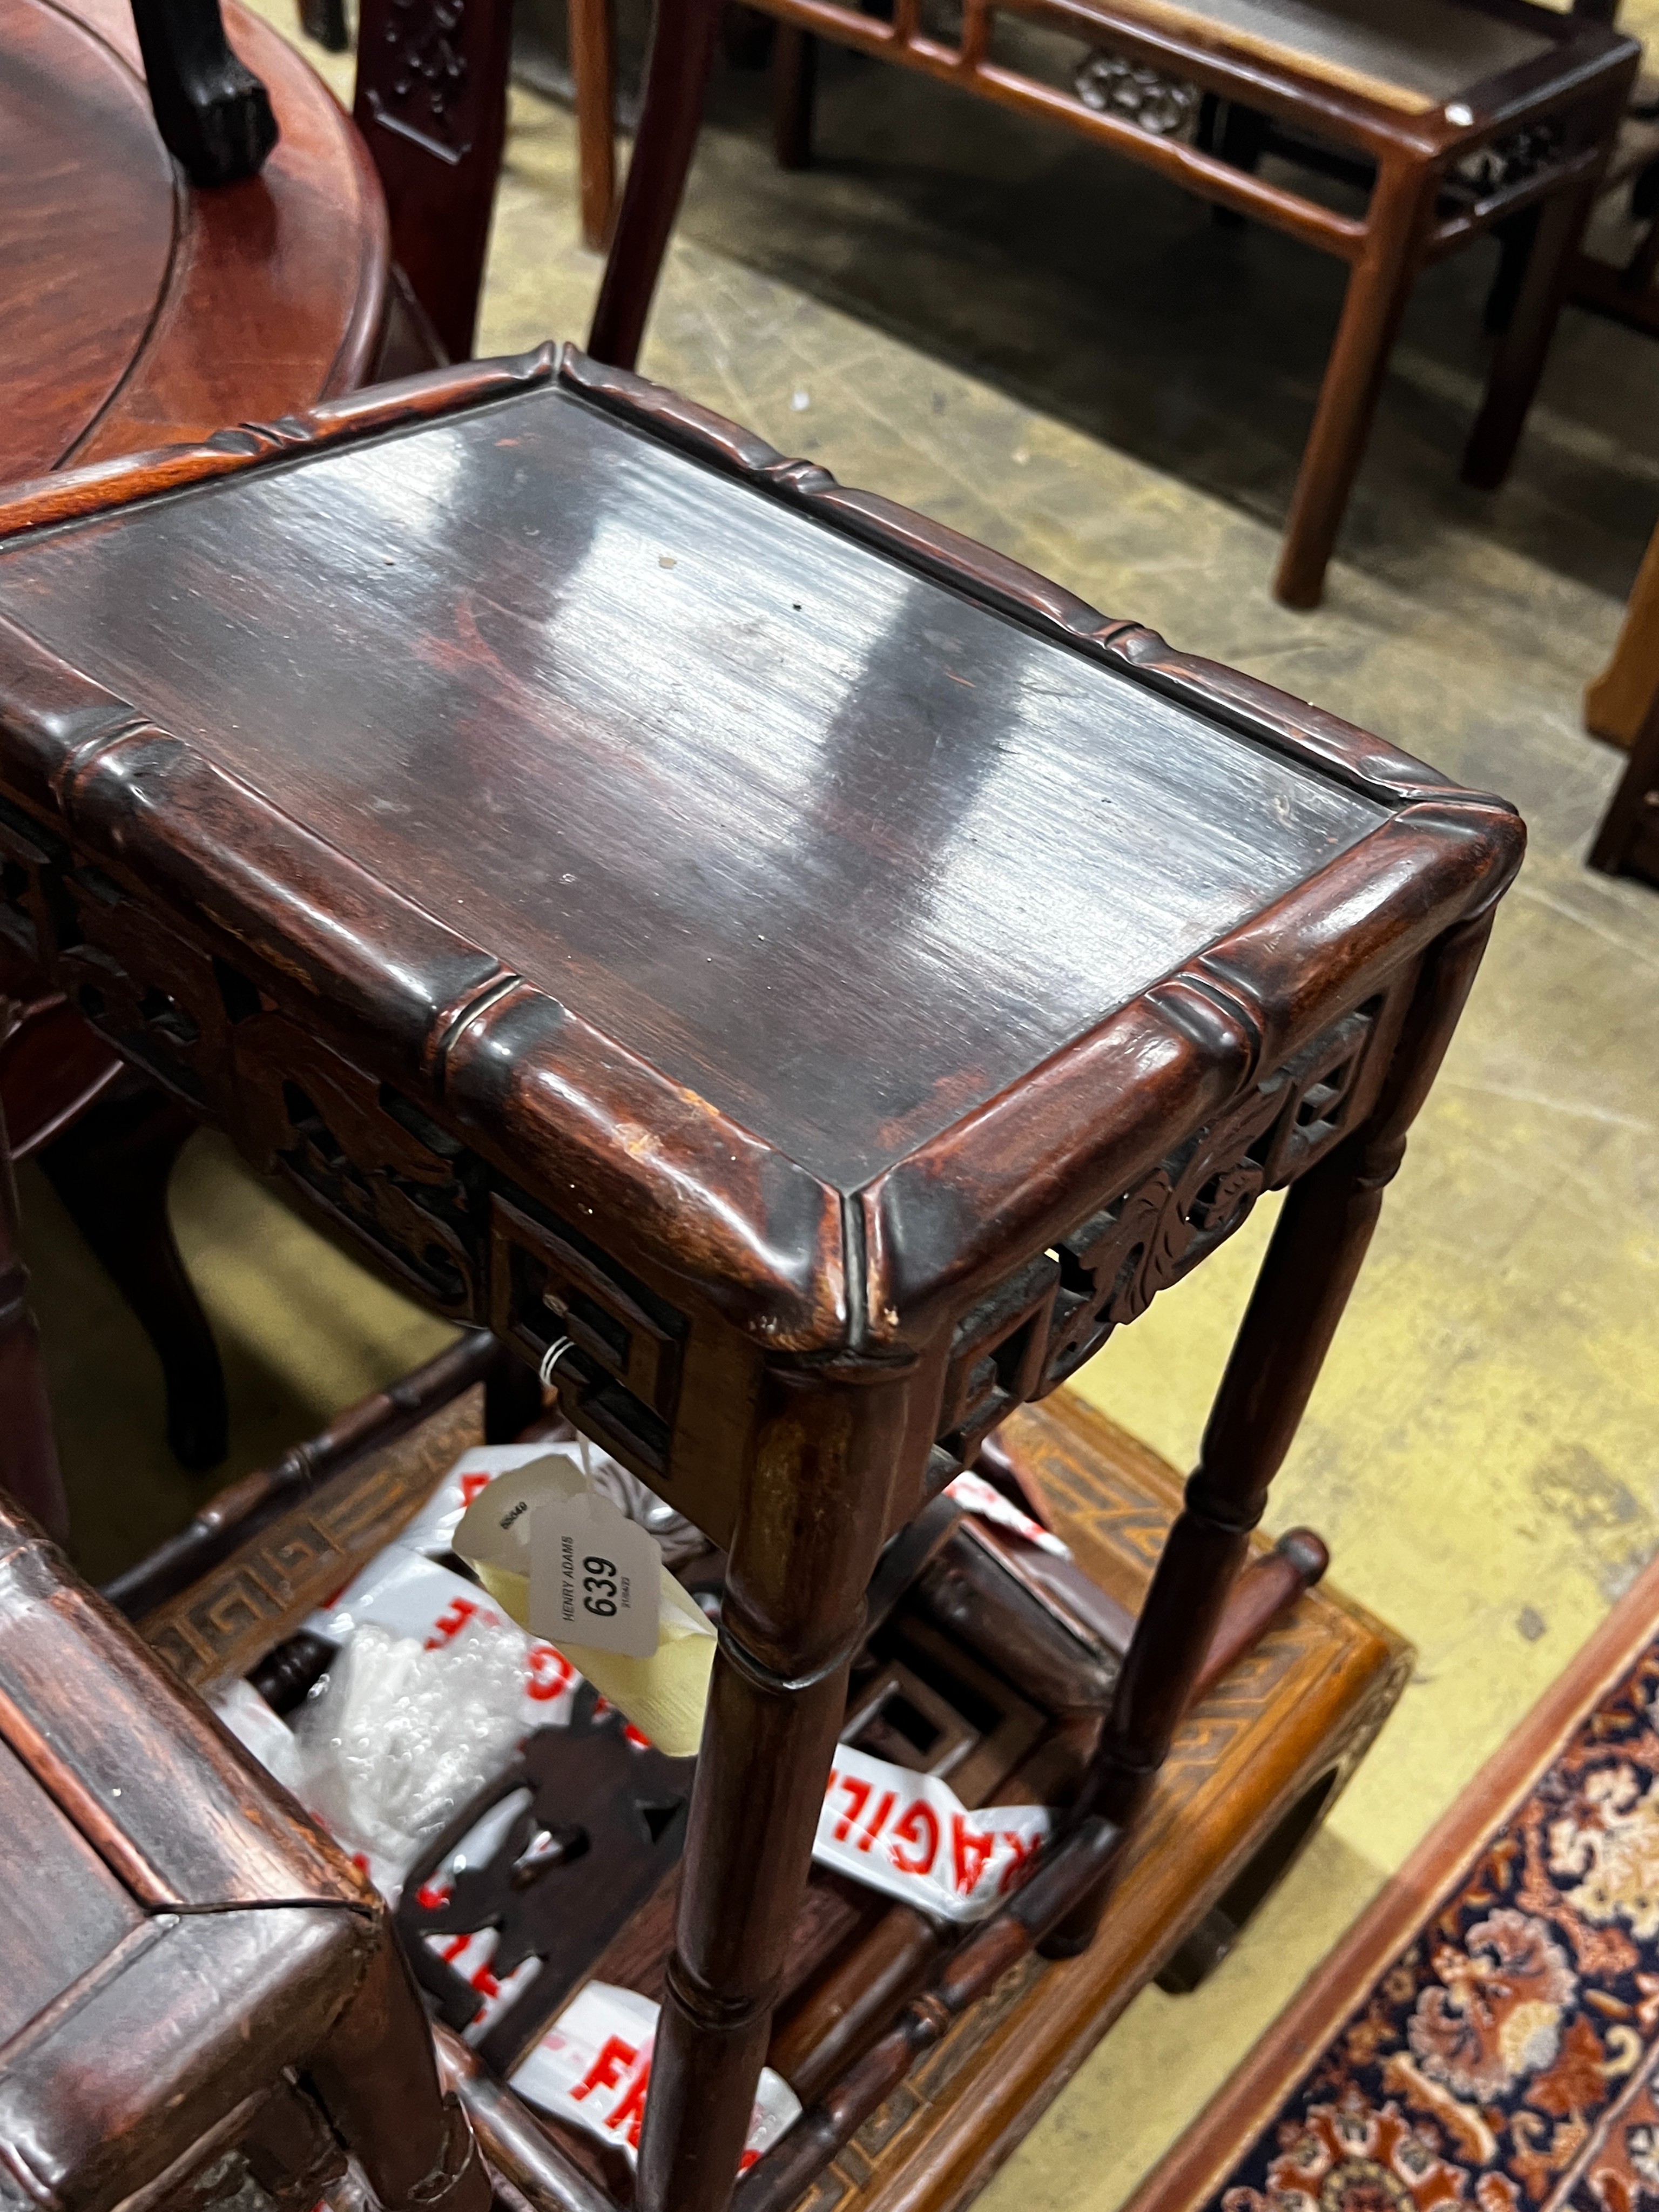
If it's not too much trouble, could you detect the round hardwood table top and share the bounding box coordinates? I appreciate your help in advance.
[0,0,389,484]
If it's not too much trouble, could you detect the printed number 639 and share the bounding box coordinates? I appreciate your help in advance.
[583,1554,618,1617]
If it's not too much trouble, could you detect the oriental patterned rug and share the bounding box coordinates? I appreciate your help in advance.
[1126,1548,1659,2212]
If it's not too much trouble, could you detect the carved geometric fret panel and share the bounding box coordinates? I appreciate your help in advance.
[1037,1001,1379,1393]
[0,818,690,1487]
[932,998,1386,1474]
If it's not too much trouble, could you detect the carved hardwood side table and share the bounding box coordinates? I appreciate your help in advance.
[0,347,1522,2212]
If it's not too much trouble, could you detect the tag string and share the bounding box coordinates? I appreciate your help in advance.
[538,1335,595,1483]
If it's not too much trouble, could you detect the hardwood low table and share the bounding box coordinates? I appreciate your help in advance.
[576,0,1637,608]
[134,1373,1410,2212]
[0,346,1521,2212]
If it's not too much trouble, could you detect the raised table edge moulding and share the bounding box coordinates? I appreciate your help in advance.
[0,344,1525,2212]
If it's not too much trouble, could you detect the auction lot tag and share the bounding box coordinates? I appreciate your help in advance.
[531,1489,662,1658]
[813,1741,1051,1923]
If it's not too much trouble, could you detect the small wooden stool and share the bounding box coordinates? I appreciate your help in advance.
[0,1131,487,2210]
[0,347,1521,2212]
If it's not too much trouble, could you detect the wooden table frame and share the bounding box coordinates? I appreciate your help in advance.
[0,347,1522,2212]
[123,1366,1412,2212]
[572,0,1637,607]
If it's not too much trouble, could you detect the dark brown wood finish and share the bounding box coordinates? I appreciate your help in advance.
[1589,677,1659,888]
[577,0,1636,605]
[0,0,389,484]
[0,350,1520,2212]
[0,1474,491,2210]
[140,1374,1407,2212]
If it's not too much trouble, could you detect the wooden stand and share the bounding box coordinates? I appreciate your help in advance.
[133,1378,1408,2212]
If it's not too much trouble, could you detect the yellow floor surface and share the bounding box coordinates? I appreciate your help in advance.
[28,10,1659,2205]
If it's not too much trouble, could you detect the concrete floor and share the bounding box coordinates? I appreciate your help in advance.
[33,10,1659,2206]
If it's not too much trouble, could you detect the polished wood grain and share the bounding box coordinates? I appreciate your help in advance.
[0,352,1521,2212]
[1,0,388,482]
[0,1473,491,2210]
[0,1736,145,2044]
[0,398,1381,1190]
[1095,0,1552,113]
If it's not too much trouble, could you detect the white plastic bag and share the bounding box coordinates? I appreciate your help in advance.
[512,1981,800,2170]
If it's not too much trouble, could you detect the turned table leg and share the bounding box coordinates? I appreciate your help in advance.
[1044,913,1499,1954]
[1274,155,1440,611]
[636,1361,911,2212]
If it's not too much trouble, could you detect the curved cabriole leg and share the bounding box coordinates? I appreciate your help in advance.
[41,1085,228,1473]
[1043,912,1499,1957]
[636,1360,912,2212]
[586,0,724,371]
[309,1924,492,2212]
[130,0,278,185]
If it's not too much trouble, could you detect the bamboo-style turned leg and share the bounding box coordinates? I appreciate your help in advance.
[1044,913,1500,1956]
[636,1361,912,2212]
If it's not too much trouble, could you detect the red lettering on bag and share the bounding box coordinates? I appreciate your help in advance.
[527,1642,576,1701]
[950,1813,996,1896]
[831,1773,873,1842]
[426,1596,481,1648]
[888,1800,939,1876]
[857,1789,896,1853]
[571,2035,638,2104]
[460,1472,493,1505]
[997,1827,1043,1892]
[610,2056,652,2147]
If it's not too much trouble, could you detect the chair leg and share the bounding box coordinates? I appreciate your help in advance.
[586,0,725,370]
[1589,685,1659,880]
[128,0,277,185]
[570,0,617,251]
[40,1086,228,1474]
[773,23,817,171]
[308,1923,492,2212]
[297,0,348,54]
[1587,519,1659,746]
[1483,208,1540,334]
[1274,156,1440,609]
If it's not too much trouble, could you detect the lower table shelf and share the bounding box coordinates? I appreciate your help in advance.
[134,1375,1410,2212]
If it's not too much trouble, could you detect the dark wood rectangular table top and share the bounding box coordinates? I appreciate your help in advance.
[0,363,1380,1193]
